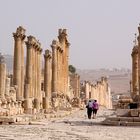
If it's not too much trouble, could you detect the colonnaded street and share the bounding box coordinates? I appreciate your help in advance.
[0,108,140,140]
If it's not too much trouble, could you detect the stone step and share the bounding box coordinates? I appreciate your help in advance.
[102,116,140,126]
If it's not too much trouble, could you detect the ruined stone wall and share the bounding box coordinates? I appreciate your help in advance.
[83,77,112,109]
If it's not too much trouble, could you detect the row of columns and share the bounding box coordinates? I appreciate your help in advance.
[84,77,112,109]
[12,26,71,113]
[51,29,70,97]
[24,36,42,112]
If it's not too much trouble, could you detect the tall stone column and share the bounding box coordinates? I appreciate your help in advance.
[59,48,63,93]
[65,41,70,95]
[131,45,138,99]
[51,40,58,95]
[0,54,6,98]
[13,26,26,101]
[58,29,67,94]
[24,36,36,113]
[35,43,42,110]
[43,50,52,109]
[138,25,140,96]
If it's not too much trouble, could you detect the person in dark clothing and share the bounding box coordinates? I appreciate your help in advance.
[86,100,93,119]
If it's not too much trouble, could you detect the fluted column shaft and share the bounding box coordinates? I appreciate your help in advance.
[43,50,52,109]
[51,41,58,93]
[131,47,139,98]
[13,26,26,101]
[25,44,33,99]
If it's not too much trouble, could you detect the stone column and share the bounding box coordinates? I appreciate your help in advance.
[0,54,6,98]
[138,25,140,96]
[65,41,70,95]
[58,29,67,95]
[59,48,63,94]
[43,50,52,109]
[13,26,26,101]
[35,43,42,110]
[51,40,58,95]
[5,77,10,96]
[24,36,36,113]
[131,45,139,99]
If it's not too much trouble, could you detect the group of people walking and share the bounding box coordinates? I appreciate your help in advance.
[86,99,99,119]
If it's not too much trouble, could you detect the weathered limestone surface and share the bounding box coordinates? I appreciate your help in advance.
[81,77,112,109]
[43,50,52,110]
[13,26,26,101]
[0,54,6,98]
[131,44,139,100]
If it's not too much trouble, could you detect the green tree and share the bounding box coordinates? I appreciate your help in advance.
[69,65,76,73]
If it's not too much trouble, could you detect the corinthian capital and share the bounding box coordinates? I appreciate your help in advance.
[25,36,36,48]
[13,26,26,40]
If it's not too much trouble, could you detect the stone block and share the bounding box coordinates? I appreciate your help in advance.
[126,122,140,126]
[133,117,140,122]
[116,109,130,117]
[102,120,120,126]
[130,109,139,117]
[119,117,133,122]
[0,116,16,123]
[119,121,127,126]
[16,117,23,122]
[106,117,120,122]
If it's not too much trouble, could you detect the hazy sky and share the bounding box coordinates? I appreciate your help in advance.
[0,0,140,69]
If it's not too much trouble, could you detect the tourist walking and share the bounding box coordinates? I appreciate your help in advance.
[86,100,93,119]
[92,100,99,119]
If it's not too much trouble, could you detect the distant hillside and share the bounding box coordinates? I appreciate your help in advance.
[77,69,131,95]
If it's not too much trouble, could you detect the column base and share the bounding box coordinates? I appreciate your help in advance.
[34,98,40,111]
[24,98,33,114]
[43,97,50,109]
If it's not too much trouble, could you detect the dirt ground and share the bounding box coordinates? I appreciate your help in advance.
[0,108,140,140]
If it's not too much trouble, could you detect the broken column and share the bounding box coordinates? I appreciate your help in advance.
[13,26,26,101]
[0,54,6,98]
[43,50,52,110]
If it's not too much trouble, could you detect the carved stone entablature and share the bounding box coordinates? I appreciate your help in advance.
[13,26,26,40]
[0,53,5,63]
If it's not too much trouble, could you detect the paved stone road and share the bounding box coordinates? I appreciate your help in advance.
[0,108,140,140]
